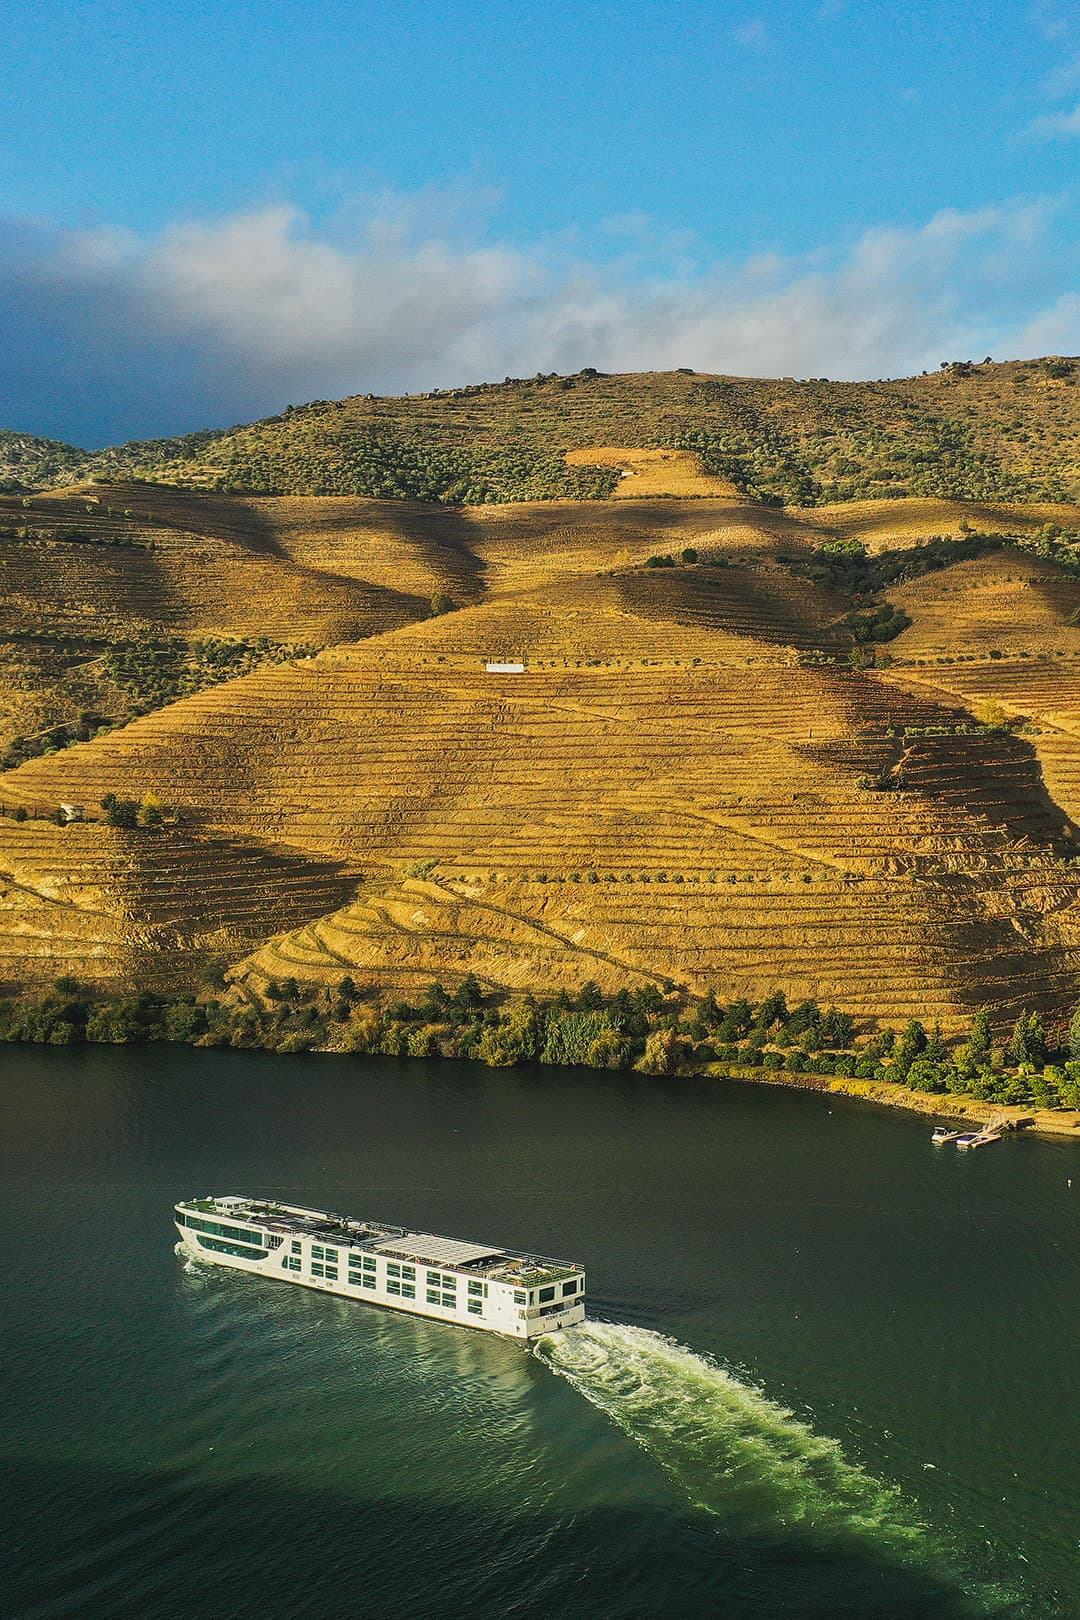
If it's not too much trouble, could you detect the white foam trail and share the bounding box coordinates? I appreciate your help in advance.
[535,1321,924,1551]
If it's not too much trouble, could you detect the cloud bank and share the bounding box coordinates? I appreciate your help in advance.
[2,194,1078,447]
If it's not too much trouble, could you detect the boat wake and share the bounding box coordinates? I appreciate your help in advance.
[535,1322,1020,1613]
[176,1241,209,1275]
[535,1320,921,1544]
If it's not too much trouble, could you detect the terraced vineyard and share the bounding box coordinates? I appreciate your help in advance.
[3,436,1080,1032]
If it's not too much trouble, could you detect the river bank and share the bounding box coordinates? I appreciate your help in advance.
[709,1062,1080,1138]
[5,977,1080,1138]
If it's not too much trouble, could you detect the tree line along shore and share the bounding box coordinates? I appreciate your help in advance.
[5,973,1080,1132]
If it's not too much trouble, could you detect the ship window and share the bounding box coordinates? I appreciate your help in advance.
[426,1290,442,1305]
[196,1235,268,1260]
[467,1300,483,1315]
[514,1291,525,1304]
[401,1265,415,1280]
[362,1256,376,1271]
[562,1280,578,1296]
[426,1270,441,1284]
[400,1283,416,1298]
[387,1280,402,1295]
[291,1240,301,1255]
[287,1257,301,1272]
[467,1280,486,1297]
[441,1292,455,1309]
[362,1275,376,1289]
[325,1269,337,1281]
[184,1214,263,1246]
[387,1263,401,1279]
[538,1286,556,1302]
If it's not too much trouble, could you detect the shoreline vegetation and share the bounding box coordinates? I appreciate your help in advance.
[5,974,1080,1139]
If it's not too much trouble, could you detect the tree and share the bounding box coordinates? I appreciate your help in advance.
[957,1008,992,1071]
[421,981,450,1016]
[136,793,163,829]
[631,983,665,1016]
[200,954,228,989]
[906,1057,947,1093]
[787,999,822,1037]
[717,997,753,1040]
[430,592,455,616]
[820,1007,855,1048]
[886,1018,927,1081]
[681,547,698,564]
[755,990,788,1031]
[923,1022,949,1064]
[1068,1002,1080,1063]
[576,980,604,1011]
[543,1010,614,1066]
[1005,1011,1047,1068]
[635,1028,683,1076]
[103,797,139,829]
[454,974,483,1009]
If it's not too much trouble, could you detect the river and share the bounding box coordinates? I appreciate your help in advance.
[4,1044,1079,1618]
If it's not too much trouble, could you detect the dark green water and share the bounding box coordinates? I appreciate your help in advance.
[4,1046,1079,1618]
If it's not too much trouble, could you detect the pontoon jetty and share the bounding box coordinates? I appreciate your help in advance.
[174,1196,586,1338]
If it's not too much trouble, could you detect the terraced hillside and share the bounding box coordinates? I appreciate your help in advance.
[5,472,1080,1031]
[6,358,1080,506]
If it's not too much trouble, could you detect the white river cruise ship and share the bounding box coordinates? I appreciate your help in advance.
[174,1196,586,1338]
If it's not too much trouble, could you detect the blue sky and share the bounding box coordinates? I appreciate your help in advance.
[3,0,1080,445]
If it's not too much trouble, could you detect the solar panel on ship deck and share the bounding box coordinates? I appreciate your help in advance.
[373,1235,502,1266]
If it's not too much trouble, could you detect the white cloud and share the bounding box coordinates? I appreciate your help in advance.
[0,191,1077,445]
[1025,101,1080,138]
[1011,290,1080,354]
[1043,52,1080,96]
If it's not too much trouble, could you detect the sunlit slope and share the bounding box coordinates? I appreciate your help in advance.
[0,485,438,644]
[0,820,356,989]
[564,446,741,498]
[790,496,1080,549]
[889,553,1080,661]
[0,483,481,751]
[5,640,1080,1022]
[5,485,1080,1018]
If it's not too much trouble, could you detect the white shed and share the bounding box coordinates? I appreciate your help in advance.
[485,661,526,674]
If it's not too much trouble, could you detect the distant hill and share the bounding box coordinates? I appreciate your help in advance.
[0,426,227,495]
[4,357,1080,506]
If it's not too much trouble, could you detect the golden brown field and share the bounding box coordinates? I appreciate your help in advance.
[3,464,1080,1032]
